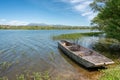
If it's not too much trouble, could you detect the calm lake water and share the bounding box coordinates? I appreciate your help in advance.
[0,30,100,80]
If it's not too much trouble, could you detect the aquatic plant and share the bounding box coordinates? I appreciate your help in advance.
[0,71,53,80]
[43,71,50,80]
[33,72,42,80]
[0,77,8,80]
[0,62,12,71]
[16,74,25,80]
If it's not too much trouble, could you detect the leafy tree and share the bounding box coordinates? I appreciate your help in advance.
[90,0,120,41]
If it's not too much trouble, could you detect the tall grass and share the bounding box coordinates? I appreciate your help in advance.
[53,33,83,40]
[53,32,103,40]
[99,65,120,80]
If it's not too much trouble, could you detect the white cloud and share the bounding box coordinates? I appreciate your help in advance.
[74,4,87,12]
[0,19,28,26]
[81,11,93,16]
[62,0,84,3]
[61,0,97,20]
[7,20,28,26]
[74,1,93,11]
[69,0,84,3]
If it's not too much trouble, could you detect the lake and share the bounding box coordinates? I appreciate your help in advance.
[0,30,100,80]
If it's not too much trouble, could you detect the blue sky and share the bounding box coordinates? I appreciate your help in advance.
[0,0,96,26]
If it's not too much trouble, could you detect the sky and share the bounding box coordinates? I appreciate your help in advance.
[0,0,96,26]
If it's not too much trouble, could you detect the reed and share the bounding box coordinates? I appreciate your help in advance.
[53,32,103,40]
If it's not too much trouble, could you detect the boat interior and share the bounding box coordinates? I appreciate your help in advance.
[60,40,114,65]
[61,40,96,57]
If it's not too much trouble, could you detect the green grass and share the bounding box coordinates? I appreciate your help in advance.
[99,65,120,80]
[53,33,83,40]
[53,32,103,40]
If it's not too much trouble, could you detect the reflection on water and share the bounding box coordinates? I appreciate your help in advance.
[0,30,100,80]
[76,37,99,49]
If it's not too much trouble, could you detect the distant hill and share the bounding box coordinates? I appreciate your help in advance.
[27,23,48,26]
[27,23,70,27]
[0,23,89,27]
[0,23,94,30]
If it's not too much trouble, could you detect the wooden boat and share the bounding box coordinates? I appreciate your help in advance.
[58,40,114,68]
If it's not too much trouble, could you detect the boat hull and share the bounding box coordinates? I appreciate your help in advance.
[58,42,96,68]
[58,41,114,68]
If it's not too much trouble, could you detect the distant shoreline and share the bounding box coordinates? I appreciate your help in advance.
[0,25,96,30]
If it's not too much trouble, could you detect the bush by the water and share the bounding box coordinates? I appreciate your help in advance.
[93,38,120,52]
